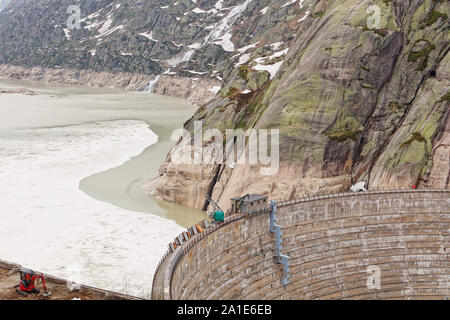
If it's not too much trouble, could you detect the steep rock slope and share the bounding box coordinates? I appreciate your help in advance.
[147,0,449,210]
[0,0,447,210]
[0,0,303,86]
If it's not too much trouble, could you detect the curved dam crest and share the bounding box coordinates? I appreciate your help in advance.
[153,190,450,300]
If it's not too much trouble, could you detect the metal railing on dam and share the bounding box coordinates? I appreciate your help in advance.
[152,189,450,300]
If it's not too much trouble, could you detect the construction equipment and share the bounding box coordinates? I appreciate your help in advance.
[205,194,225,222]
[16,268,52,298]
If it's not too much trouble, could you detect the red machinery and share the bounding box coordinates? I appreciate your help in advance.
[16,268,52,298]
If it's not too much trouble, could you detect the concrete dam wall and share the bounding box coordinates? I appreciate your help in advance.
[152,190,450,300]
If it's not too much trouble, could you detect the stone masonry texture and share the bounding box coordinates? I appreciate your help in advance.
[153,190,450,300]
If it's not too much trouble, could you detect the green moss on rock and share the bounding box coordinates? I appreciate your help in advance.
[408,40,435,71]
[325,116,364,142]
[400,132,426,148]
[440,91,450,102]
[421,10,448,28]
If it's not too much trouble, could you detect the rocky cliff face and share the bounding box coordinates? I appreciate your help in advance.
[0,1,448,211]
[0,0,305,103]
[0,0,301,86]
[146,0,449,210]
[0,64,220,105]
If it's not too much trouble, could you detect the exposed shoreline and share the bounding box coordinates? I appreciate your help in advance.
[0,87,37,95]
[0,64,220,106]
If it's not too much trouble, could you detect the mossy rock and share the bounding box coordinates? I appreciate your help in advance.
[247,71,269,91]
[408,39,435,71]
[325,115,364,142]
[440,91,450,102]
[400,132,426,148]
[421,9,448,28]
[238,65,251,80]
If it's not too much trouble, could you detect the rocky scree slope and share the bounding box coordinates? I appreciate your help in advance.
[146,0,450,210]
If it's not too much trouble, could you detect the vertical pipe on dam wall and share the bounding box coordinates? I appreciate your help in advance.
[153,190,450,300]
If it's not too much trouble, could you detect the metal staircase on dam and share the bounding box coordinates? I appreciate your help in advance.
[270,201,290,287]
